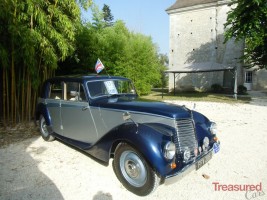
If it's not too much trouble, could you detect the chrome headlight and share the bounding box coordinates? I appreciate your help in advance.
[164,142,176,160]
[210,122,218,135]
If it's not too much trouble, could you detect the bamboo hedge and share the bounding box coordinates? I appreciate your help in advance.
[0,0,90,127]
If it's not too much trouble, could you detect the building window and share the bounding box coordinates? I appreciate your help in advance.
[245,71,253,83]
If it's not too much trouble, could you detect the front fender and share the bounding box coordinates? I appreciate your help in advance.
[85,123,175,177]
[192,111,213,143]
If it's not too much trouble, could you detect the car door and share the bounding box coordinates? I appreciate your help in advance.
[45,81,63,135]
[60,81,98,144]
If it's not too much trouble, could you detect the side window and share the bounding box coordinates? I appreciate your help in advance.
[66,82,87,102]
[49,82,62,99]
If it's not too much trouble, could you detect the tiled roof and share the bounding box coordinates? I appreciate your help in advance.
[166,0,218,11]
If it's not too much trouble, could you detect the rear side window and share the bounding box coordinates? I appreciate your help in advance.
[49,82,62,99]
[66,82,86,102]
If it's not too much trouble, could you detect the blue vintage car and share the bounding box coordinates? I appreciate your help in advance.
[36,75,220,196]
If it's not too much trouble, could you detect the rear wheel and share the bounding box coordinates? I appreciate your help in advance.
[113,143,160,196]
[39,115,55,141]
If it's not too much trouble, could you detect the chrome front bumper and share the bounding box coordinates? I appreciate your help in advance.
[164,143,219,185]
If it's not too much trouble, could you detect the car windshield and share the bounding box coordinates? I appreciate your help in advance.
[87,79,136,98]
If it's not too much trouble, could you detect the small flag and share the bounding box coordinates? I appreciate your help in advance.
[95,58,105,74]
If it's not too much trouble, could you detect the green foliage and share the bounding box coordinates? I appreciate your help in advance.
[0,0,82,70]
[238,85,247,95]
[141,91,251,104]
[0,0,86,125]
[59,5,166,95]
[156,54,169,88]
[115,33,164,95]
[77,0,93,10]
[224,0,267,69]
[211,84,224,93]
[0,0,167,126]
[91,3,105,29]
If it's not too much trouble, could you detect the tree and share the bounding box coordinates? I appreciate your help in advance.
[91,3,105,29]
[58,4,165,95]
[224,0,267,69]
[157,53,169,88]
[115,33,165,94]
[0,0,89,126]
[102,4,114,27]
[57,22,99,75]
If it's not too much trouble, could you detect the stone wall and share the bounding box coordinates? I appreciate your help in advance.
[254,70,267,90]
[167,0,244,92]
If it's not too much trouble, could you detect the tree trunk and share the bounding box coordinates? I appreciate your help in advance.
[2,69,6,127]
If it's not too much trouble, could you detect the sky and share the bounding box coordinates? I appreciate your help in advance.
[82,0,176,55]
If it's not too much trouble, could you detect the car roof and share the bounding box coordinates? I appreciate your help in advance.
[46,74,130,83]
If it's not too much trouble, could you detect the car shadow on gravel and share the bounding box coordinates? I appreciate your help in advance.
[55,138,110,166]
[0,137,64,200]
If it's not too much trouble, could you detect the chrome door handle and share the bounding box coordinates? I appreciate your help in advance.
[82,106,89,111]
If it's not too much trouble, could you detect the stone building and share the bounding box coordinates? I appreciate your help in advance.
[166,0,267,91]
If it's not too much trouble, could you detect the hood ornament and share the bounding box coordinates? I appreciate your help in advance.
[192,103,196,111]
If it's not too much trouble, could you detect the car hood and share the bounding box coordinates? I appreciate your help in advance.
[91,96,191,119]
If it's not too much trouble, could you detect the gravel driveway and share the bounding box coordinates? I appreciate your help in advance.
[1,92,267,200]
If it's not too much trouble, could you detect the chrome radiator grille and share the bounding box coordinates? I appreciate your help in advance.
[174,119,198,156]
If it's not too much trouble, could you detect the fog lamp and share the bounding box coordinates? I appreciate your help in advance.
[203,137,209,148]
[183,147,191,161]
[164,142,176,160]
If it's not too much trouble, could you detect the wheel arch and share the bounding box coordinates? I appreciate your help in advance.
[111,140,164,180]
[109,123,173,177]
[36,103,51,126]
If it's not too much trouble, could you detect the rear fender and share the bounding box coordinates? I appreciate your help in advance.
[36,103,52,126]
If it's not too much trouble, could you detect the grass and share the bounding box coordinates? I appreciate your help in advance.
[140,90,251,104]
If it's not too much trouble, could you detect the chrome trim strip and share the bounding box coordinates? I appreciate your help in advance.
[90,106,175,120]
[88,106,99,139]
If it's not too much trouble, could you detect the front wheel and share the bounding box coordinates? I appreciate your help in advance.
[113,143,160,196]
[39,115,55,142]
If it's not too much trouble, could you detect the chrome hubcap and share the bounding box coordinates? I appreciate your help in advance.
[125,160,139,178]
[120,151,147,187]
